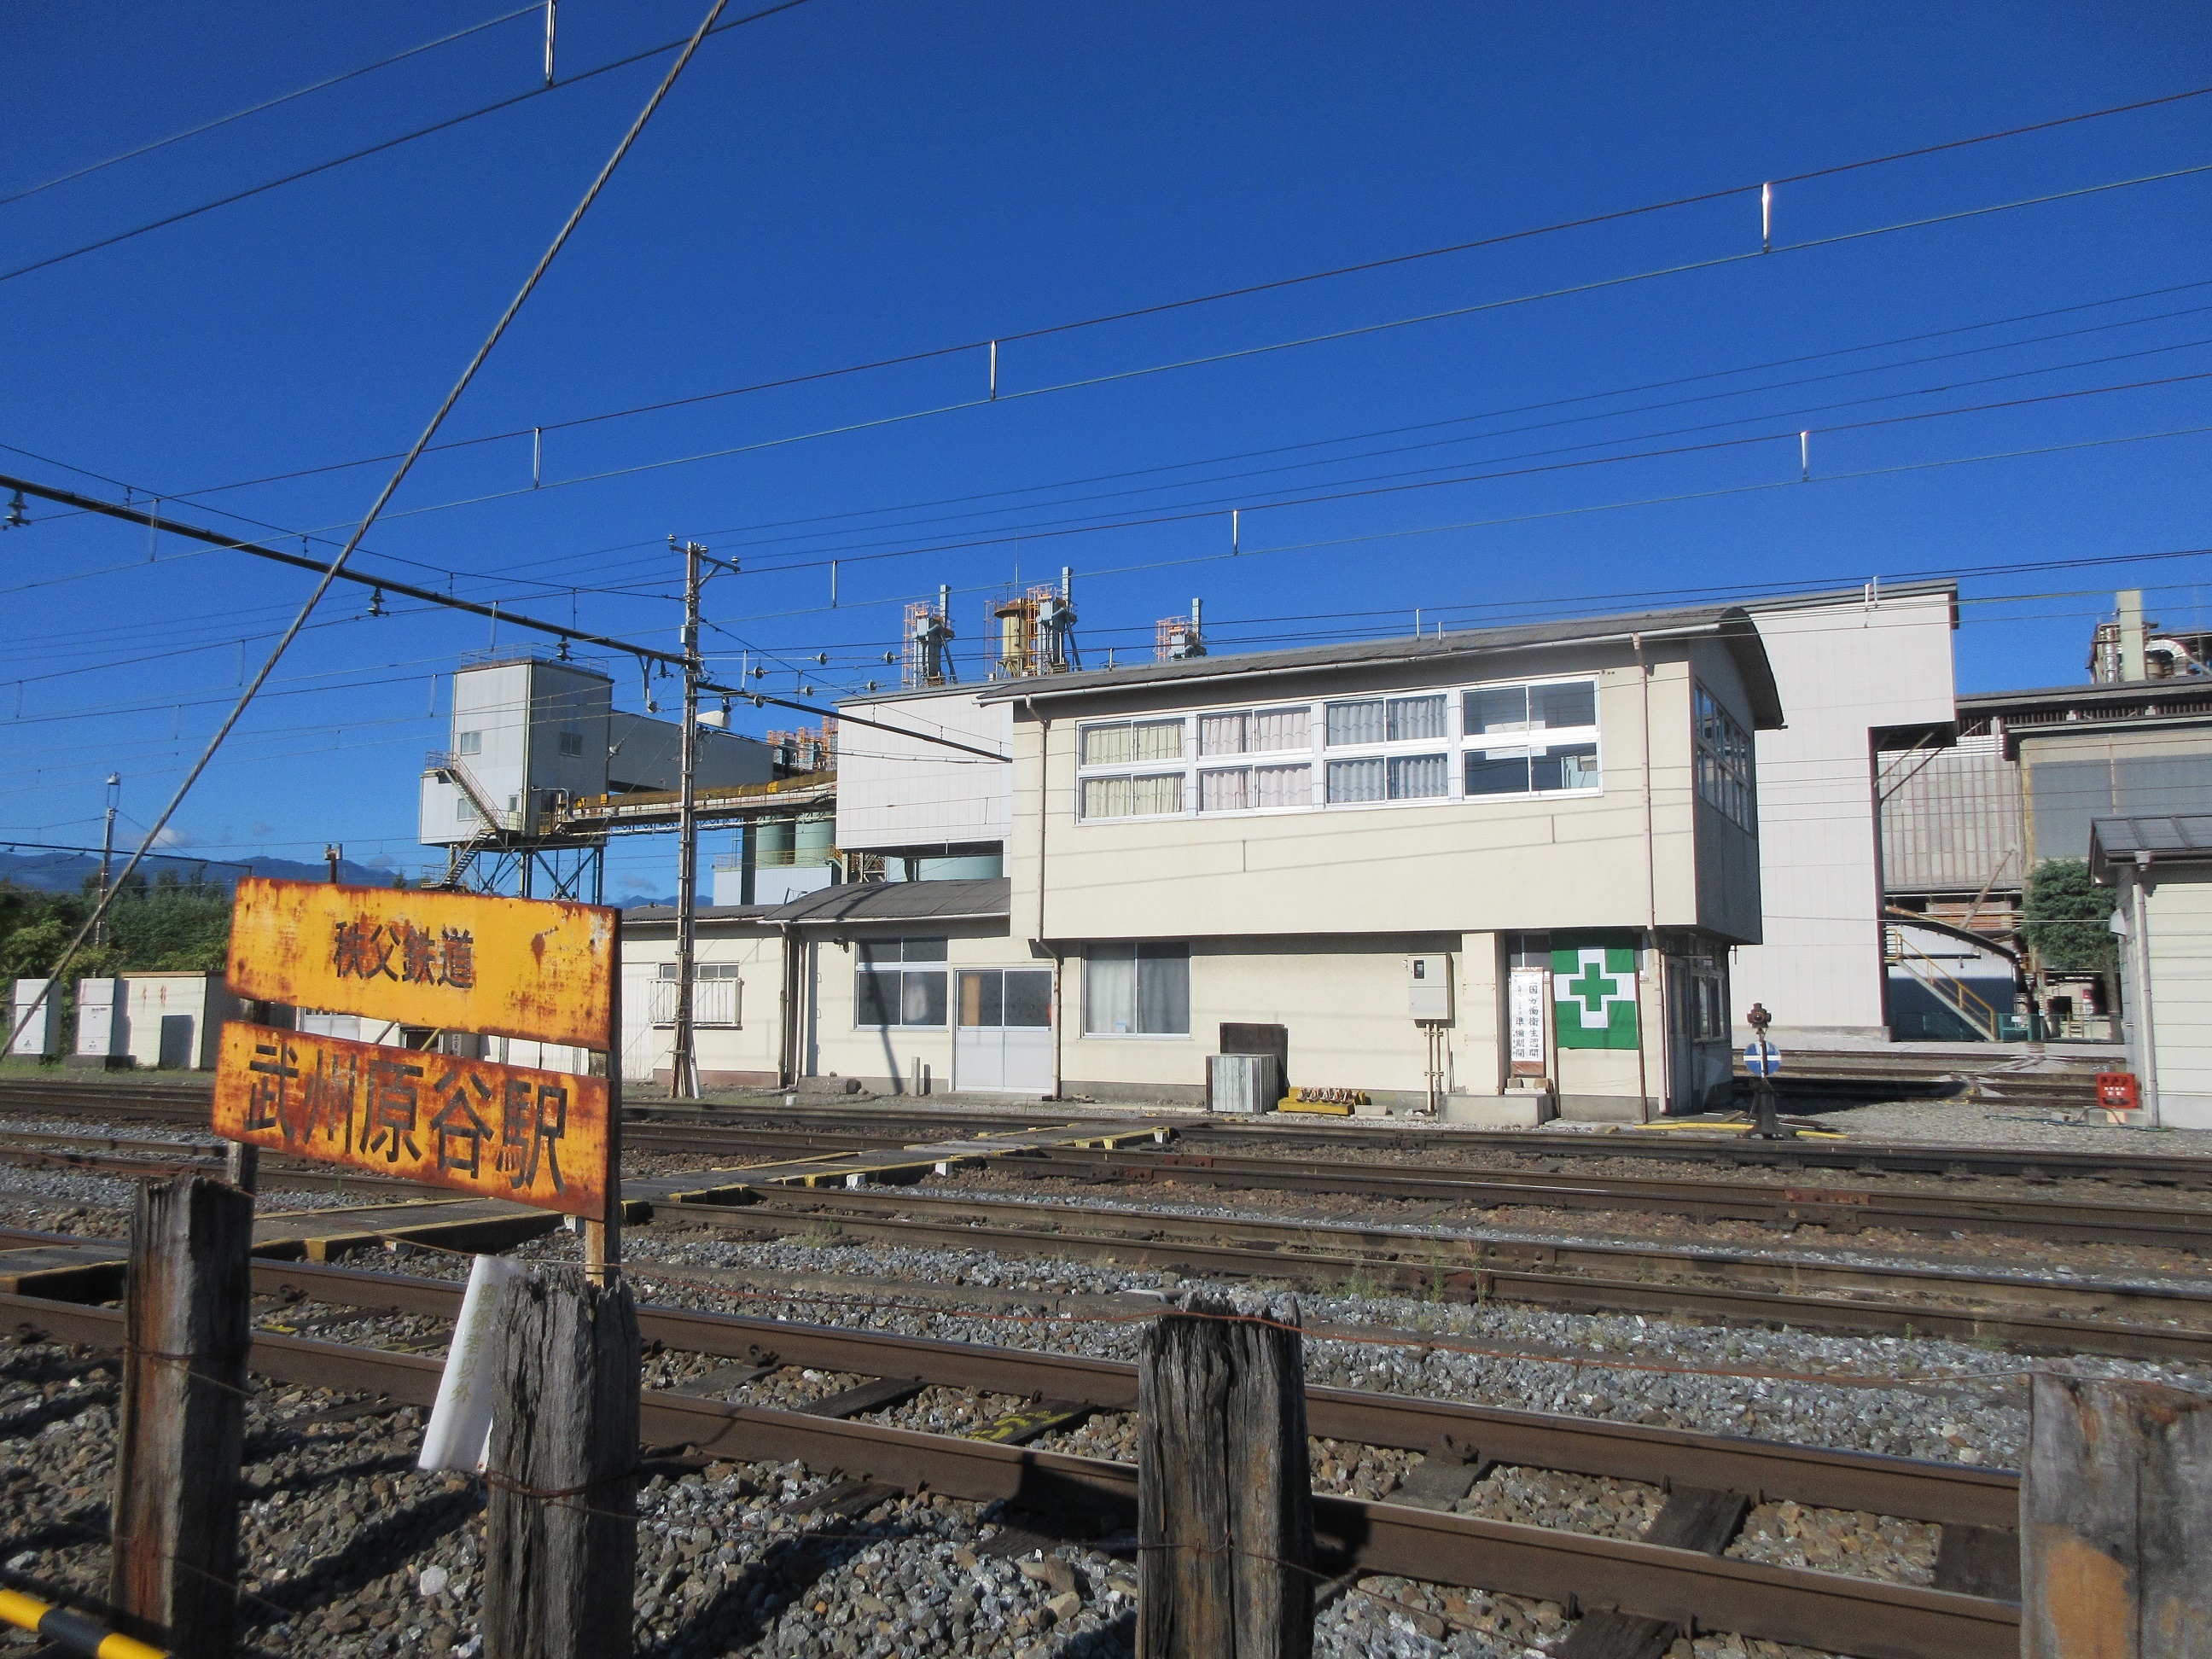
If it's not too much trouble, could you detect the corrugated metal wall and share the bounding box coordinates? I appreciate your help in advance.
[1880,736,2023,894]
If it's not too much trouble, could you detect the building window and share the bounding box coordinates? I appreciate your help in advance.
[1694,687,1755,830]
[456,797,479,824]
[853,937,949,1027]
[1083,942,1190,1035]
[1460,679,1601,798]
[1080,719,1183,765]
[649,962,741,1027]
[1198,707,1307,755]
[1199,763,1309,812]
[456,731,482,756]
[1080,772,1185,819]
[557,730,585,758]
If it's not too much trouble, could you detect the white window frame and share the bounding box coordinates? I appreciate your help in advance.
[1080,941,1191,1038]
[455,730,482,756]
[649,962,742,1028]
[1068,675,1603,823]
[1076,715,1190,821]
[851,937,951,1029]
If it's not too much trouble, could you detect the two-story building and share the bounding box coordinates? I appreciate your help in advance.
[624,600,1783,1121]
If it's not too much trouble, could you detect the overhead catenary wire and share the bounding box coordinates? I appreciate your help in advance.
[0,4,544,209]
[2,0,743,1057]
[96,84,2212,506]
[0,0,814,288]
[247,159,2212,543]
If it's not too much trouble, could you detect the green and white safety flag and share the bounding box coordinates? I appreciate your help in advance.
[1550,932,1639,1051]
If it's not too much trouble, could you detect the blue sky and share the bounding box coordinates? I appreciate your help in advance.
[4,2,2209,899]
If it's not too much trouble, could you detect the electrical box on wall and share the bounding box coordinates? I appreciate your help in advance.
[1407,954,1452,1021]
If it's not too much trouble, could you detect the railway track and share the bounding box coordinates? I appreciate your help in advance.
[0,1250,2023,1658]
[10,1074,2212,1186]
[657,1184,2212,1363]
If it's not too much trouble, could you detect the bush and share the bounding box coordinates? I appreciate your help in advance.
[2019,859,2117,974]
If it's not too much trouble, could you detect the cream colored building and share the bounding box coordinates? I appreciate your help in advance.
[624,602,1784,1119]
[2094,815,2212,1129]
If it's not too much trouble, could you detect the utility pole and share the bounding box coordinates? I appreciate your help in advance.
[671,538,707,1101]
[95,773,119,946]
[324,844,343,884]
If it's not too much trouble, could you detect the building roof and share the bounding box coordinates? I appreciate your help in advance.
[2090,814,2212,874]
[621,903,773,925]
[967,602,1785,727]
[1741,578,1959,620]
[760,876,1010,927]
[1959,679,2212,714]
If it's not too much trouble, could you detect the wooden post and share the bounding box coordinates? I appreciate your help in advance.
[1138,1290,1313,1659]
[2023,1370,2212,1658]
[108,1174,253,1659]
[484,1263,641,1659]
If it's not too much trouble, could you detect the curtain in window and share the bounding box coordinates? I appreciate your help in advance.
[1254,764,1309,808]
[1387,696,1447,742]
[1199,769,1250,812]
[900,970,947,1027]
[1136,943,1190,1034]
[1081,724,1132,765]
[1464,685,1529,735]
[1132,721,1184,762]
[1531,681,1596,729]
[1327,757,1386,802]
[1199,713,1247,755]
[1084,949,1136,1033]
[1130,773,1184,815]
[1388,754,1448,799]
[1082,777,1132,818]
[1251,707,1307,751]
[1326,701,1385,746]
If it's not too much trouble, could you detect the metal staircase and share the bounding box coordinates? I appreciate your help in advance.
[424,750,519,890]
[1883,924,2003,1042]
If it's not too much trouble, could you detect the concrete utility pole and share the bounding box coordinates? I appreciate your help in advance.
[324,844,343,884]
[95,773,119,946]
[671,538,707,1101]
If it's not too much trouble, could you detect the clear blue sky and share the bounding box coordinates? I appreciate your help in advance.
[4,1,2209,899]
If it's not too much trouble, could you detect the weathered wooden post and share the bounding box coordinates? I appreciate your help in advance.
[108,1173,253,1659]
[1138,1289,1313,1659]
[483,1263,642,1659]
[2023,1369,2212,1658]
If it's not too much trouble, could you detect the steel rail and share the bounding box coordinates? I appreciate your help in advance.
[238,1254,2019,1528]
[1004,1147,2212,1249]
[660,1190,2212,1362]
[0,1288,2017,1659]
[10,1079,2210,1187]
[0,1235,2018,1526]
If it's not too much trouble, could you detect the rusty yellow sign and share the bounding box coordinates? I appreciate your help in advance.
[212,1023,609,1218]
[225,878,616,1050]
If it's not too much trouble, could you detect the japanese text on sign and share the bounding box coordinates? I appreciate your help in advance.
[212,1023,608,1218]
[226,878,615,1049]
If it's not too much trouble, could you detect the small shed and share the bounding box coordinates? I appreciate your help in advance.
[2092,814,2212,1129]
[118,973,241,1070]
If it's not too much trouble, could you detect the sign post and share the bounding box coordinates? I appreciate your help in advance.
[203,877,635,1658]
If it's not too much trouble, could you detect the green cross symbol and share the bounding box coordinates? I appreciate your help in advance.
[1563,957,1618,1015]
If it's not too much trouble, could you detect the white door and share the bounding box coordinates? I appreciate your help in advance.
[954,969,1054,1094]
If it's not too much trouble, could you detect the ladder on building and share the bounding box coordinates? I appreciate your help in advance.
[1883,925,2003,1042]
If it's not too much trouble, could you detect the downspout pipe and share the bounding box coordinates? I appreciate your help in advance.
[2131,853,2161,1126]
[1025,695,1063,1098]
[1633,633,1658,1120]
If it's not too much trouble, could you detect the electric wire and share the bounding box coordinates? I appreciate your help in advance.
[3,0,745,1055]
[0,5,542,209]
[0,0,814,287]
[109,83,2212,504]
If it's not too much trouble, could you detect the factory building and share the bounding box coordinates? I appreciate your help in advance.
[623,598,1783,1119]
[417,650,776,894]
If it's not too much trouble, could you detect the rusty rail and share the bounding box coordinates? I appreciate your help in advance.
[1,1289,2017,1659]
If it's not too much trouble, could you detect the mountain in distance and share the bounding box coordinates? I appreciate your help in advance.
[0,849,402,893]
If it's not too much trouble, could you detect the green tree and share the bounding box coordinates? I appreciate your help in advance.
[2020,859,2117,974]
